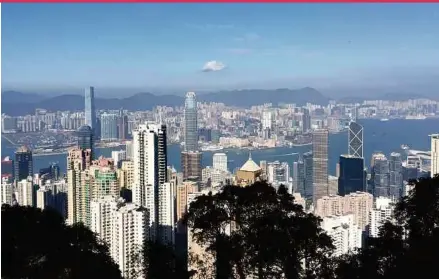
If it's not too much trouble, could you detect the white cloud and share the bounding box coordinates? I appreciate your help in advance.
[202,60,226,72]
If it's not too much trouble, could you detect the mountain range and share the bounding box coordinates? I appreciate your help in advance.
[1,87,330,116]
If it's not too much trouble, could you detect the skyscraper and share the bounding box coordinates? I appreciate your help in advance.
[213,153,228,172]
[181,151,202,181]
[84,86,96,131]
[100,113,119,141]
[293,160,305,196]
[312,129,329,203]
[303,151,313,200]
[372,154,390,198]
[14,146,33,183]
[431,134,439,177]
[348,122,363,158]
[184,92,198,152]
[338,155,365,196]
[132,122,167,241]
[118,109,129,140]
[77,125,94,158]
[389,152,403,199]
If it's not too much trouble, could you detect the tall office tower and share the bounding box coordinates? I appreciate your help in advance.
[371,154,390,198]
[315,192,373,232]
[77,125,94,158]
[302,108,311,133]
[213,153,228,172]
[181,151,202,181]
[84,86,96,131]
[321,214,362,257]
[100,113,119,141]
[267,161,290,185]
[2,157,14,181]
[67,148,92,225]
[389,152,403,199]
[111,203,149,279]
[16,177,34,206]
[132,122,167,240]
[312,129,329,203]
[259,160,268,179]
[111,150,126,168]
[370,152,385,169]
[36,186,53,210]
[14,146,33,183]
[293,160,305,196]
[431,134,439,177]
[118,109,129,140]
[348,122,363,158]
[338,155,365,196]
[369,197,394,237]
[303,151,313,200]
[184,92,198,152]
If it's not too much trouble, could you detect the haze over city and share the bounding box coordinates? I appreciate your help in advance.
[2,3,439,98]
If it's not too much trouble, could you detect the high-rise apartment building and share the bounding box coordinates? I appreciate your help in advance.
[431,134,439,177]
[111,150,127,168]
[184,92,198,152]
[14,146,33,183]
[100,113,119,141]
[213,153,228,172]
[321,214,362,257]
[348,122,363,158]
[315,191,373,232]
[67,148,92,225]
[132,122,167,241]
[369,197,394,237]
[118,160,134,189]
[312,129,329,203]
[16,177,34,206]
[91,195,119,248]
[158,182,175,245]
[338,155,365,196]
[84,86,96,131]
[1,178,14,205]
[389,152,403,199]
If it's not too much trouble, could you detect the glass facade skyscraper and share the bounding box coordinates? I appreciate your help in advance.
[348,121,363,158]
[372,154,390,197]
[389,152,403,199]
[14,146,33,182]
[184,92,198,152]
[77,125,94,158]
[84,87,96,131]
[338,155,365,196]
[312,129,329,203]
[100,113,119,141]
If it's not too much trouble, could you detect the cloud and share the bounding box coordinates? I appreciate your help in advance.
[202,60,226,72]
[234,32,261,42]
[225,48,253,55]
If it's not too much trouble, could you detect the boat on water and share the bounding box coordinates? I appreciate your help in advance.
[201,145,224,152]
[401,144,410,150]
[405,115,427,120]
[380,118,389,122]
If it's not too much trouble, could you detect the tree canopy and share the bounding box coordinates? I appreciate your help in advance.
[184,181,335,279]
[1,204,122,279]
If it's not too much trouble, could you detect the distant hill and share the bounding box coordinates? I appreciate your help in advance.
[199,87,329,107]
[1,87,329,116]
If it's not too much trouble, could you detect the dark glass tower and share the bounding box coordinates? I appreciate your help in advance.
[389,152,403,199]
[184,92,198,152]
[303,151,313,200]
[372,154,390,197]
[14,146,33,182]
[77,125,94,158]
[338,155,365,196]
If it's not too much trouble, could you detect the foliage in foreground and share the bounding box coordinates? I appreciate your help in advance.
[1,204,122,279]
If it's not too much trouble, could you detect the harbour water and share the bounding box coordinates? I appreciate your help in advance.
[2,119,438,176]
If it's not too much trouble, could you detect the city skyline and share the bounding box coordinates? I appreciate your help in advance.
[3,4,439,96]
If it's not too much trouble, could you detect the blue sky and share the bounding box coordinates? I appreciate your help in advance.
[2,4,439,96]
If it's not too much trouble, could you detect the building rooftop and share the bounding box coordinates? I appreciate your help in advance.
[240,153,261,172]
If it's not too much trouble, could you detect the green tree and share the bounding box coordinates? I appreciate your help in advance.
[1,204,122,279]
[335,175,439,279]
[184,181,334,279]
